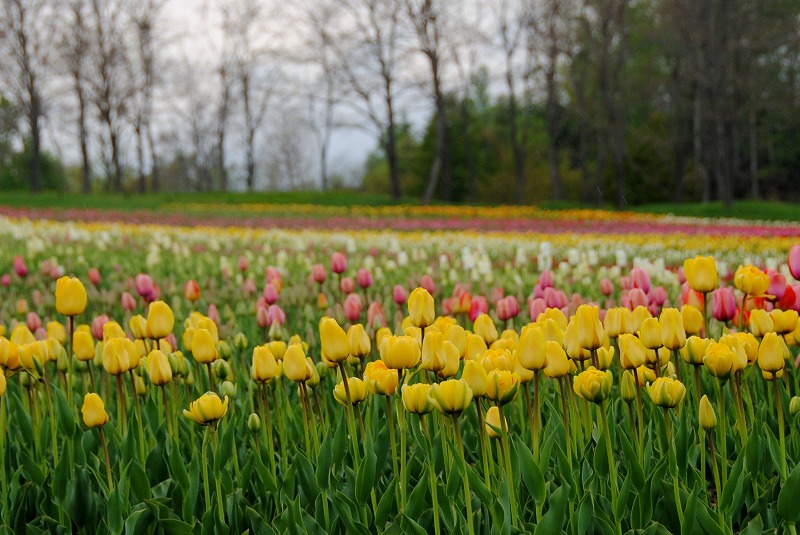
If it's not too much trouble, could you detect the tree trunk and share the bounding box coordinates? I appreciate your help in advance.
[386,84,401,200]
[29,93,41,193]
[749,110,758,199]
[507,72,525,204]
[136,123,146,193]
[78,83,91,193]
[110,128,122,193]
[461,99,476,204]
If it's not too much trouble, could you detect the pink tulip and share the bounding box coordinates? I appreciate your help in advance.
[357,268,373,289]
[712,287,737,321]
[556,290,569,309]
[630,267,651,294]
[677,267,686,285]
[490,287,505,305]
[421,275,436,295]
[121,291,137,311]
[367,301,386,328]
[599,278,614,296]
[528,298,547,322]
[34,327,47,341]
[266,305,286,326]
[340,276,355,295]
[620,276,631,291]
[543,287,560,309]
[497,296,520,322]
[650,286,668,307]
[469,296,488,322]
[27,312,42,332]
[88,268,101,286]
[263,283,279,305]
[393,285,408,306]
[647,302,660,316]
[331,252,347,274]
[0,274,9,286]
[621,293,631,309]
[598,308,607,323]
[344,293,362,322]
[92,315,109,340]
[628,288,649,309]
[539,270,554,289]
[135,274,155,299]
[12,255,28,277]
[442,297,456,316]
[32,290,43,307]
[789,245,800,280]
[238,255,248,272]
[453,283,470,298]
[532,283,544,299]
[312,264,327,284]
[164,333,178,350]
[265,267,282,289]
[243,277,257,296]
[206,304,220,325]
[184,280,201,302]
[767,270,786,301]
[256,306,269,328]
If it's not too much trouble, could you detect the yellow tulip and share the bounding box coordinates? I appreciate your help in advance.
[380,335,421,369]
[364,360,398,396]
[699,395,717,431]
[631,306,652,333]
[320,317,350,364]
[55,276,87,316]
[464,333,488,361]
[758,332,785,374]
[720,334,748,373]
[680,336,711,366]
[733,332,759,364]
[480,347,514,372]
[647,377,686,408]
[485,370,520,404]
[305,358,320,388]
[81,393,109,427]
[421,331,459,375]
[402,383,434,414]
[618,333,646,369]
[183,392,229,426]
[703,341,734,380]
[191,328,218,364]
[428,379,473,415]
[0,369,5,397]
[442,324,466,357]
[129,315,148,339]
[681,306,704,336]
[485,406,505,439]
[639,317,663,349]
[660,308,686,351]
[473,314,499,345]
[102,338,130,375]
[73,331,96,361]
[333,377,368,406]
[573,366,613,404]
[564,320,591,362]
[540,308,568,330]
[284,344,312,382]
[604,307,632,338]
[46,322,67,344]
[517,324,547,371]
[252,345,279,383]
[147,301,175,339]
[266,340,287,360]
[404,326,422,348]
[596,346,614,370]
[543,341,570,378]
[11,324,35,346]
[683,256,718,293]
[575,305,605,351]
[407,287,435,328]
[0,338,20,371]
[375,327,393,352]
[146,350,172,386]
[462,359,488,397]
[347,324,371,358]
[635,365,657,387]
[749,309,774,337]
[543,318,564,346]
[770,309,798,335]
[103,321,126,342]
[620,371,636,403]
[734,265,770,296]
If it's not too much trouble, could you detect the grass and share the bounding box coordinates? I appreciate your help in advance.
[1,190,798,222]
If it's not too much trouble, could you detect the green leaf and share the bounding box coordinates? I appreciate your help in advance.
[159,518,197,535]
[681,484,698,535]
[577,494,593,535]
[355,434,377,504]
[127,459,152,502]
[719,446,744,514]
[515,437,545,505]
[316,422,335,489]
[183,454,201,523]
[778,461,800,522]
[331,412,348,465]
[169,441,190,489]
[534,484,569,535]
[53,385,77,438]
[465,462,492,505]
[65,467,97,527]
[695,500,726,535]
[108,485,125,535]
[619,429,645,490]
[375,476,396,529]
[400,514,428,535]
[405,466,429,520]
[296,451,321,501]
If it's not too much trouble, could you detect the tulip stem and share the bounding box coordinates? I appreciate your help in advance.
[42,373,59,468]
[706,431,724,527]
[663,409,683,527]
[260,384,277,483]
[161,385,173,437]
[533,371,541,462]
[201,429,212,518]
[773,379,788,481]
[601,404,622,535]
[558,377,573,468]
[116,375,127,435]
[298,383,312,454]
[99,427,114,493]
[418,415,441,535]
[338,364,362,486]
[474,398,493,492]
[731,375,748,446]
[717,381,727,489]
[386,396,401,507]
[206,363,215,392]
[211,429,225,523]
[396,391,408,510]
[0,396,7,518]
[130,371,146,464]
[632,369,645,460]
[67,316,74,406]
[452,415,475,535]
[498,404,519,527]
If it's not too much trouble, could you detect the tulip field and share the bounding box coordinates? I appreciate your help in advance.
[2,205,800,534]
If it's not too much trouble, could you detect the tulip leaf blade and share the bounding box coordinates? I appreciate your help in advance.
[534,484,569,535]
[778,461,800,522]
[515,436,545,505]
[405,465,429,520]
[355,434,377,504]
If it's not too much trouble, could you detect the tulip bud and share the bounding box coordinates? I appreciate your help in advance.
[473,314,499,345]
[56,276,88,317]
[647,377,686,408]
[699,395,717,431]
[320,317,350,364]
[183,392,229,426]
[683,256,718,294]
[485,406,505,439]
[233,332,249,351]
[407,287,435,328]
[758,332,786,375]
[333,377,368,406]
[790,396,800,417]
[81,393,109,428]
[620,371,636,403]
[573,366,613,404]
[129,315,148,339]
[734,265,770,296]
[639,317,663,349]
[428,378,473,415]
[191,328,218,364]
[402,383,434,414]
[544,341,570,378]
[248,413,262,432]
[147,301,175,339]
[220,380,236,399]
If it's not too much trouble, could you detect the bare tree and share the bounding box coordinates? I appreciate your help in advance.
[492,0,529,203]
[1,0,57,192]
[406,0,452,203]
[334,0,406,200]
[89,0,131,192]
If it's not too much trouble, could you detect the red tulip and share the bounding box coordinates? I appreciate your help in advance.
[599,278,614,296]
[88,268,101,286]
[393,285,408,306]
[13,255,28,277]
[184,280,201,302]
[263,283,279,305]
[539,270,554,289]
[238,255,248,272]
[712,287,736,322]
[630,267,651,294]
[27,312,42,332]
[331,252,347,274]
